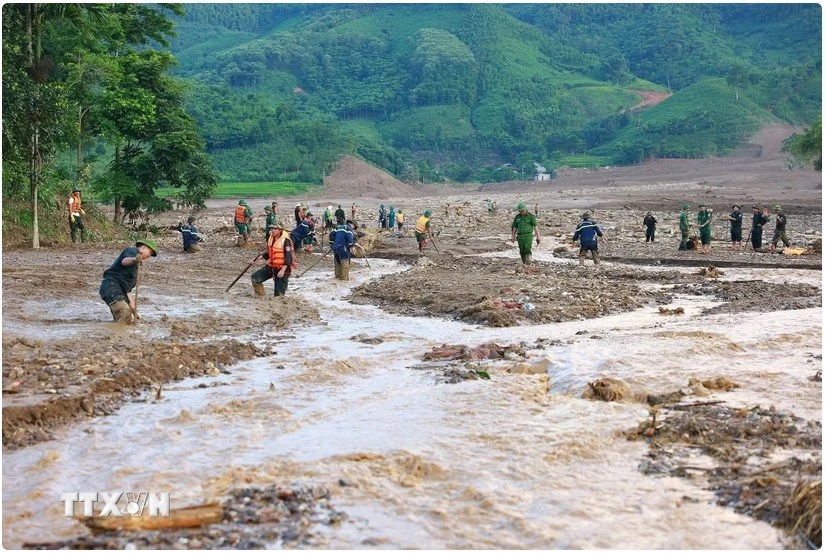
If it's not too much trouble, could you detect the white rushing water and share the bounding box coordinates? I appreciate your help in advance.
[2,254,821,549]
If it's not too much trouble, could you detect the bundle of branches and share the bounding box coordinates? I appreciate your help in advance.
[356,228,382,254]
[782,477,822,548]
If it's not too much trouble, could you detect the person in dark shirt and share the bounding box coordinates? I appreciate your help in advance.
[749,205,769,250]
[642,212,657,243]
[177,215,203,253]
[572,211,605,266]
[99,239,158,324]
[726,205,743,249]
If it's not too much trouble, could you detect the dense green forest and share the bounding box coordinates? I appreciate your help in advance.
[168,3,821,183]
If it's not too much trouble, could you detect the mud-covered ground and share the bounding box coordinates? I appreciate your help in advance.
[2,138,822,547]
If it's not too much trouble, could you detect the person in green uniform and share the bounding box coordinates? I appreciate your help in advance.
[678,203,691,251]
[510,203,541,265]
[697,204,713,254]
[414,209,433,253]
[264,206,279,240]
[234,200,252,246]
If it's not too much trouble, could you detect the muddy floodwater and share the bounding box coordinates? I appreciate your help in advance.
[3,240,821,548]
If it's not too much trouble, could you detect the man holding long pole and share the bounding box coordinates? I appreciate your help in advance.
[98,239,158,324]
[250,224,296,297]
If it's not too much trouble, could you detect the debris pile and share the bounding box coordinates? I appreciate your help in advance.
[24,484,344,549]
[628,403,822,548]
[423,342,526,362]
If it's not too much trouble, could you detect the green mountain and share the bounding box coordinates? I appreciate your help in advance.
[168,4,821,184]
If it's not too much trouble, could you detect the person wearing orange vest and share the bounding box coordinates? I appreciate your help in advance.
[234,200,252,246]
[415,210,433,253]
[250,224,296,297]
[68,186,87,243]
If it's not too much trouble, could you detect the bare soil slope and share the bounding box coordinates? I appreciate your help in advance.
[323,155,419,199]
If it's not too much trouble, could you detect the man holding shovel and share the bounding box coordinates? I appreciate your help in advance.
[99,239,158,324]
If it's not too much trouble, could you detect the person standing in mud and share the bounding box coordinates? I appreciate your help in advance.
[290,211,315,253]
[329,219,358,280]
[388,205,396,230]
[378,204,387,229]
[510,203,541,265]
[251,224,295,297]
[678,204,691,250]
[68,186,88,243]
[642,212,657,243]
[99,239,158,323]
[749,205,769,250]
[234,200,252,246]
[696,204,713,254]
[726,205,743,248]
[323,205,334,232]
[178,215,203,253]
[351,202,357,221]
[396,209,405,237]
[770,205,791,253]
[264,206,279,240]
[415,209,433,253]
[572,211,605,266]
[335,204,346,225]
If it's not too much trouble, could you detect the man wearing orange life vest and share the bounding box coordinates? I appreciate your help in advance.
[68,186,87,243]
[250,224,296,297]
[234,200,252,246]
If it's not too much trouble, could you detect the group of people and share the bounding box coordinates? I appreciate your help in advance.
[677,203,790,253]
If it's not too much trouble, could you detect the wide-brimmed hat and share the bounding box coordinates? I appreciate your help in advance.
[239,200,248,207]
[774,204,782,211]
[582,211,592,219]
[732,205,741,209]
[264,206,272,213]
[72,185,81,193]
[517,203,527,211]
[424,209,432,217]
[682,203,690,209]
[136,239,158,257]
[346,219,358,230]
[187,215,196,223]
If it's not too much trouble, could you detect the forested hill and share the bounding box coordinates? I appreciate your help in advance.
[168,4,821,184]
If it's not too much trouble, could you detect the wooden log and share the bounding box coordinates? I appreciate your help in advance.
[77,503,223,533]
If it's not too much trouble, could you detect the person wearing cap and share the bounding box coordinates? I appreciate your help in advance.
[329,219,358,280]
[290,211,316,253]
[99,239,157,324]
[572,211,605,266]
[335,204,346,225]
[68,186,87,243]
[415,209,434,253]
[770,205,790,252]
[251,224,295,297]
[726,205,743,248]
[749,205,769,250]
[234,200,252,246]
[510,203,541,265]
[177,215,203,253]
[678,203,691,250]
[264,206,279,240]
[642,212,657,243]
[696,204,713,254]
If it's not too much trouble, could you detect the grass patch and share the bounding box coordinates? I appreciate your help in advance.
[157,182,316,199]
[558,154,612,168]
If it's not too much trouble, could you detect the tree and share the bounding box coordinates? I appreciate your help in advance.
[727,64,750,101]
[783,118,821,171]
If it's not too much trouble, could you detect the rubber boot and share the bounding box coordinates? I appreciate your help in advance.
[252,281,265,296]
[109,300,133,324]
[524,254,532,265]
[341,259,350,281]
[236,236,244,247]
[593,252,600,265]
[579,256,585,267]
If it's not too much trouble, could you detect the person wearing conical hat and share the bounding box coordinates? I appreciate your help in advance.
[68,185,87,243]
[234,200,252,246]
[99,239,158,324]
[510,202,541,265]
[770,205,790,253]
